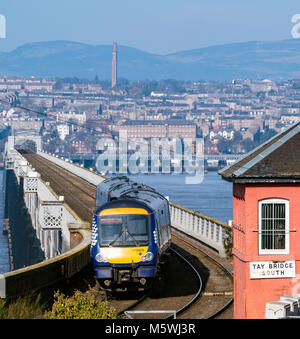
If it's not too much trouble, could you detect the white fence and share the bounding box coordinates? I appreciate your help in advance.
[7,149,84,262]
[169,202,230,257]
[37,150,105,186]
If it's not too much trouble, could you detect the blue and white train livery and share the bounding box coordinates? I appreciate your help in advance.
[91,176,172,291]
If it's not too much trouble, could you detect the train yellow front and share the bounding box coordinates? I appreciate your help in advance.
[91,177,172,291]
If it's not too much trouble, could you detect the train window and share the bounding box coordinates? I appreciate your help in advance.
[127,215,148,237]
[99,217,122,246]
[99,214,149,246]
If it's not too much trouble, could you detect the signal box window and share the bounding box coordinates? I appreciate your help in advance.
[258,199,289,255]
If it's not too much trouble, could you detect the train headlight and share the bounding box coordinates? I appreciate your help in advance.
[141,252,154,262]
[95,252,108,263]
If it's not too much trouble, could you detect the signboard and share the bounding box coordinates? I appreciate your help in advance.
[249,260,296,279]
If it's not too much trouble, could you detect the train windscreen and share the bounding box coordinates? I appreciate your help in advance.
[99,214,149,246]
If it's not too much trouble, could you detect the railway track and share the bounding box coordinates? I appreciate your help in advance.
[20,151,233,319]
[171,230,233,319]
[115,236,233,320]
[116,247,203,319]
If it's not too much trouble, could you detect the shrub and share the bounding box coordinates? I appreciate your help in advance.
[46,289,117,319]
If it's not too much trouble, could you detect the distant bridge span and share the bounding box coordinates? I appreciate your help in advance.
[6,129,42,153]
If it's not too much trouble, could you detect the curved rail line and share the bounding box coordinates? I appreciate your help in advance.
[166,247,203,319]
[117,247,203,319]
[171,230,233,319]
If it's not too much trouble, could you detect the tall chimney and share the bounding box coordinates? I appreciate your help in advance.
[112,42,117,88]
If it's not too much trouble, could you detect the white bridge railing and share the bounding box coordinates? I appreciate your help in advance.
[37,150,105,186]
[5,149,87,264]
[169,202,230,257]
[1,148,92,299]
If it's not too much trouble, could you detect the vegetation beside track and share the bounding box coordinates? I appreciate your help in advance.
[0,286,117,319]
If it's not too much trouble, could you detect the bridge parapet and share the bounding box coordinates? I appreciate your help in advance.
[5,149,85,266]
[0,148,92,299]
[169,202,230,257]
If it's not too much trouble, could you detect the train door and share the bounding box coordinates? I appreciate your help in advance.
[154,214,161,253]
[157,207,168,250]
[165,204,172,241]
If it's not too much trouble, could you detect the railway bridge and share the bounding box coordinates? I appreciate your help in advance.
[0,137,232,300]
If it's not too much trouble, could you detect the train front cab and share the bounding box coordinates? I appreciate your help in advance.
[91,201,161,291]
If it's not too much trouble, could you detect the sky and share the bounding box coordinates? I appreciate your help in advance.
[0,0,300,54]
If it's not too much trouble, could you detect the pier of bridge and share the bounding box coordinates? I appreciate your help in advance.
[0,136,231,299]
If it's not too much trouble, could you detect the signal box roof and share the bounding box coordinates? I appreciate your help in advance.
[219,122,300,183]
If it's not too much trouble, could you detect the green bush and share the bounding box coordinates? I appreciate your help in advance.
[46,289,117,319]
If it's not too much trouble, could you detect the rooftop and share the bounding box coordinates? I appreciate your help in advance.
[122,119,195,126]
[219,122,300,183]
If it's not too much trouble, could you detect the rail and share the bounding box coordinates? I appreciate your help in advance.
[171,229,233,318]
[118,247,203,320]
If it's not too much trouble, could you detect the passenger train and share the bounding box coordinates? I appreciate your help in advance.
[91,176,172,291]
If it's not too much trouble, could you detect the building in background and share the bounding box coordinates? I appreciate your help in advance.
[57,124,69,140]
[116,120,196,139]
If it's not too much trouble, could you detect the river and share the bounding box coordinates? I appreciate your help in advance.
[127,171,233,223]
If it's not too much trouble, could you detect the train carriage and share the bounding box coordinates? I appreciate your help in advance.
[91,176,172,291]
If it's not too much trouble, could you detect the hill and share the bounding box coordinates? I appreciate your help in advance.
[1,39,300,81]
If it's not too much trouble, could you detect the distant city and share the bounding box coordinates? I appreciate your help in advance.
[0,39,297,172]
[0,72,299,165]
